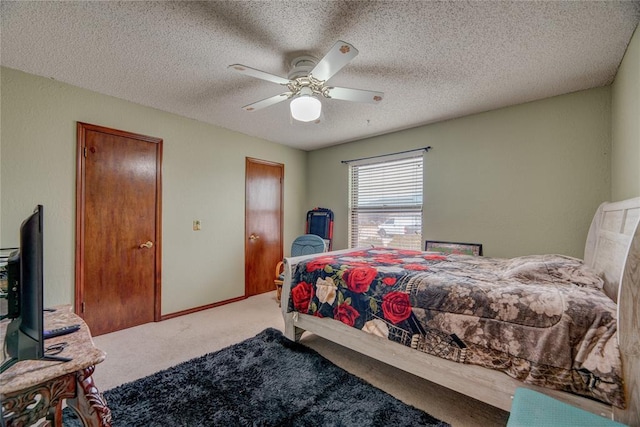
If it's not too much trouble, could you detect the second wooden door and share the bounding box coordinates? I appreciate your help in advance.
[245,158,283,296]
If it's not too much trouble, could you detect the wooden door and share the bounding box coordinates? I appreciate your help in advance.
[76,123,162,336]
[245,158,283,296]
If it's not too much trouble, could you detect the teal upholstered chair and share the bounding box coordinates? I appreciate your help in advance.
[274,234,327,305]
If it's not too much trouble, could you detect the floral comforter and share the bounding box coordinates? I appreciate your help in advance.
[287,247,624,407]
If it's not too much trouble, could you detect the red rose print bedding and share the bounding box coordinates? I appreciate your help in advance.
[287,247,624,407]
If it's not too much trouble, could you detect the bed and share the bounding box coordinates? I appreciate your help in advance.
[281,197,640,426]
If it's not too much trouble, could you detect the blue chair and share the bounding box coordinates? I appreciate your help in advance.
[275,234,327,305]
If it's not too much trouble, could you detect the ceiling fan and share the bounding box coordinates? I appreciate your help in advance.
[228,41,383,122]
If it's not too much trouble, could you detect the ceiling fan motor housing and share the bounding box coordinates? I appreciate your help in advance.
[287,55,318,80]
[287,56,330,98]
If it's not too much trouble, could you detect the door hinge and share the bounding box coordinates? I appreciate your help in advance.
[83,147,88,157]
[81,301,85,313]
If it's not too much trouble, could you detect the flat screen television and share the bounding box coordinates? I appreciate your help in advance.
[1,205,67,373]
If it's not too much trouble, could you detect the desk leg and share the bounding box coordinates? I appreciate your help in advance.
[65,366,112,427]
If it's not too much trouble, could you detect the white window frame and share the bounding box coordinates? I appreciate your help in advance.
[348,150,424,250]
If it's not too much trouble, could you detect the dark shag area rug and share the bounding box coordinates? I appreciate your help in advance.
[64,328,449,426]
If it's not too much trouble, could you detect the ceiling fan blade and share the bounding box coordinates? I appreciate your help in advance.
[325,86,384,104]
[241,92,292,112]
[310,41,359,82]
[229,64,291,85]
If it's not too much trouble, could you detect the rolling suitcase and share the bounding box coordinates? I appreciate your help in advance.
[306,207,334,250]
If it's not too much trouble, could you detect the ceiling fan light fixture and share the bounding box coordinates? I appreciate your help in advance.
[290,88,321,122]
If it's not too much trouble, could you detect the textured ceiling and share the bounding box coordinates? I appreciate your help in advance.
[1,1,639,151]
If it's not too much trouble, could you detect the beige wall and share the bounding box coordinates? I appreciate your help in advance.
[308,88,612,258]
[0,67,308,314]
[611,25,640,201]
[2,23,638,314]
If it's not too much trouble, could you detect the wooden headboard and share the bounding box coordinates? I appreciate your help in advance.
[584,197,640,426]
[584,197,640,302]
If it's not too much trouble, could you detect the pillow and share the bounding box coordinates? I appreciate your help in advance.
[503,254,604,290]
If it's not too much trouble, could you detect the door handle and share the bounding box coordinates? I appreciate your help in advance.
[249,234,260,241]
[139,241,154,249]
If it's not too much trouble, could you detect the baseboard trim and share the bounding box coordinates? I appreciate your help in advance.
[160,295,247,321]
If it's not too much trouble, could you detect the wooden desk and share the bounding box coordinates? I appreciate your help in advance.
[0,306,112,426]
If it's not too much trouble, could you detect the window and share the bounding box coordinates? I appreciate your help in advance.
[348,151,423,250]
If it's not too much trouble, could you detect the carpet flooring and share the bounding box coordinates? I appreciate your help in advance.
[64,328,449,426]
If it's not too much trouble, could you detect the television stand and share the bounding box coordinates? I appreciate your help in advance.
[0,306,112,426]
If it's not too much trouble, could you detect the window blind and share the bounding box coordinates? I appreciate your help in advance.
[348,152,423,250]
